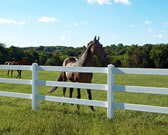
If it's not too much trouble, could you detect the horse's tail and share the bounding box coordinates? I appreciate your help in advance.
[48,72,65,93]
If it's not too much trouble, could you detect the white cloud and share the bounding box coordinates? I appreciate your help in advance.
[157,34,164,39]
[114,0,131,5]
[38,17,57,23]
[144,20,151,25]
[87,0,132,5]
[88,0,112,5]
[0,18,25,24]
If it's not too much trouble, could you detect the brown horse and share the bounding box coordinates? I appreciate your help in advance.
[7,57,30,78]
[48,36,106,111]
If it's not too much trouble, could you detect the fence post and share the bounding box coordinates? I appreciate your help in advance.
[32,63,38,110]
[107,64,115,119]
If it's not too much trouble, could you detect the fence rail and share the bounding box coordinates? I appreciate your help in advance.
[0,63,168,119]
[38,80,107,90]
[0,65,31,70]
[0,78,31,85]
[114,103,168,114]
[0,91,31,99]
[115,68,168,75]
[38,95,107,107]
[38,66,107,73]
[114,85,168,95]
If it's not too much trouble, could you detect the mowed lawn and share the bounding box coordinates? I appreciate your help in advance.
[0,69,168,135]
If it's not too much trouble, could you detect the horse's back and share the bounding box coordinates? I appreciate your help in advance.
[63,57,79,67]
[63,57,93,82]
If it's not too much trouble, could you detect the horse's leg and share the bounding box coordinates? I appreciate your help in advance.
[11,70,13,77]
[61,87,66,105]
[69,88,74,105]
[87,89,95,111]
[7,70,10,77]
[63,87,66,97]
[16,70,20,78]
[77,88,81,110]
[19,70,22,78]
[62,72,68,105]
[70,88,73,98]
[62,87,73,106]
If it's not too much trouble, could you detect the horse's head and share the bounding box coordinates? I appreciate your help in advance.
[88,36,106,60]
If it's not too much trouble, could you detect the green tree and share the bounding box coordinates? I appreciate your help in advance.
[150,44,168,68]
[0,43,8,64]
[24,50,39,64]
[45,55,62,66]
[8,46,24,61]
[39,52,48,65]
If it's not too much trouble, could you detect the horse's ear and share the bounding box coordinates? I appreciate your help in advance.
[94,36,97,41]
[98,36,100,41]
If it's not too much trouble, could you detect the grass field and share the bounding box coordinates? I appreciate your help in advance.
[0,69,168,135]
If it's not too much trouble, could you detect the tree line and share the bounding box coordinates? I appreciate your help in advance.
[1,42,168,68]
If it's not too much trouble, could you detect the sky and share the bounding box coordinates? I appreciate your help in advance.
[0,0,168,47]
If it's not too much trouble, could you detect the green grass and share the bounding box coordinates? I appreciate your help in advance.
[0,70,168,135]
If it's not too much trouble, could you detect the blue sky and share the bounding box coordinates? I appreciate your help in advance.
[0,0,168,47]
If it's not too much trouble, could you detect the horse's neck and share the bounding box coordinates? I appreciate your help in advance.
[79,46,93,66]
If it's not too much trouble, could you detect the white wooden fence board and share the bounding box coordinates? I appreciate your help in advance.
[0,65,31,70]
[32,63,38,110]
[0,64,168,118]
[0,78,32,85]
[38,80,107,90]
[114,102,168,114]
[38,95,107,107]
[115,68,168,75]
[107,64,114,119]
[38,66,107,73]
[0,91,31,99]
[114,85,168,95]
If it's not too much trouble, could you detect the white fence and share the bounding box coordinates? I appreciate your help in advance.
[0,63,168,119]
